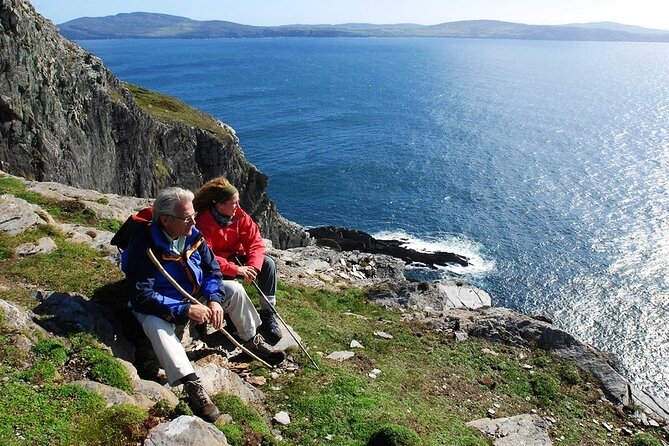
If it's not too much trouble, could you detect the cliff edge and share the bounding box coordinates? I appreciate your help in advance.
[0,0,309,249]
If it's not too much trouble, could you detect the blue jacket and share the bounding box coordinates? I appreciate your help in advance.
[122,222,224,324]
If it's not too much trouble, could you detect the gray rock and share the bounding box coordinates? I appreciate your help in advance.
[436,280,491,309]
[454,331,469,341]
[425,307,669,423]
[71,379,139,408]
[325,351,355,361]
[273,411,291,425]
[0,194,52,235]
[0,298,47,337]
[467,414,553,446]
[192,356,263,403]
[369,279,490,312]
[145,415,229,445]
[15,236,57,256]
[118,358,179,408]
[33,291,136,362]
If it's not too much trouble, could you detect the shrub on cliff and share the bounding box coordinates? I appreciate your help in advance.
[367,424,422,446]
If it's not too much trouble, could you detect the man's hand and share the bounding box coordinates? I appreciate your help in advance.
[236,265,258,284]
[208,301,223,330]
[188,303,212,325]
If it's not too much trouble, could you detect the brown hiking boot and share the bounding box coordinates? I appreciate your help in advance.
[242,333,286,366]
[183,379,220,423]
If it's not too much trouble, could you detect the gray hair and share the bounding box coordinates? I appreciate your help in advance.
[152,187,194,222]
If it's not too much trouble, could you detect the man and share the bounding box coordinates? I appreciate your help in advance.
[122,187,284,423]
[193,177,283,344]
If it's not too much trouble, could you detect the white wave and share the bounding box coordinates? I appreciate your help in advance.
[373,230,495,276]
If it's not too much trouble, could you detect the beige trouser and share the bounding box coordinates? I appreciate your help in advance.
[133,280,260,386]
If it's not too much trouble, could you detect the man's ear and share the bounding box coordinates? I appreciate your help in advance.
[158,214,170,227]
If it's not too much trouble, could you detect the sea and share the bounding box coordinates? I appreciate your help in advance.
[76,37,669,400]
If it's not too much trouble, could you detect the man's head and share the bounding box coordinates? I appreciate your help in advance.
[153,187,196,239]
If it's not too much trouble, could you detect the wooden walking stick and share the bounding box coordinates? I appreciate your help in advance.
[146,248,273,368]
[234,256,320,370]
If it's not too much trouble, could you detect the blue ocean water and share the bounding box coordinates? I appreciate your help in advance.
[79,37,669,399]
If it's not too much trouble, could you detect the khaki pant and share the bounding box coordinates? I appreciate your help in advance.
[133,280,260,386]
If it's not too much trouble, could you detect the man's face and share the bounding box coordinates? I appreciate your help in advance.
[161,200,197,239]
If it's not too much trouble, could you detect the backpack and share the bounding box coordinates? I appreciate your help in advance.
[110,207,154,252]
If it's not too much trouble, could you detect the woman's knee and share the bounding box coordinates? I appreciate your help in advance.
[262,255,276,274]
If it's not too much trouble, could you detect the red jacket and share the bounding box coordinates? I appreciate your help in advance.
[196,207,265,277]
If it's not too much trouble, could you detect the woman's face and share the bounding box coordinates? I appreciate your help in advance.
[216,192,240,217]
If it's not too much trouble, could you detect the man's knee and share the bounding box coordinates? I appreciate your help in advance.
[221,280,246,303]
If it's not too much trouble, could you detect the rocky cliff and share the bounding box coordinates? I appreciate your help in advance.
[0,0,309,249]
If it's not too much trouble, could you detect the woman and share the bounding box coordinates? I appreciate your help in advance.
[193,177,282,344]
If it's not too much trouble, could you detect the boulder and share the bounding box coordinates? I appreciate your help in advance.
[144,416,229,445]
[467,414,552,445]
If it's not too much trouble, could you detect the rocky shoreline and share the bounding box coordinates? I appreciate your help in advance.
[2,171,668,439]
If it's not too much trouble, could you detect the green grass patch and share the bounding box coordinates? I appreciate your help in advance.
[0,229,123,303]
[0,176,123,232]
[213,393,273,444]
[0,382,105,445]
[33,337,69,366]
[125,83,235,143]
[631,433,663,446]
[261,281,642,446]
[71,334,133,393]
[70,403,150,445]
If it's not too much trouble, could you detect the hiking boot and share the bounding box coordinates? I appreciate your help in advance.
[242,333,286,366]
[259,309,283,345]
[183,379,220,423]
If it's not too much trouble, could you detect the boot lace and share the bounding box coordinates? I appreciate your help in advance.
[186,380,210,408]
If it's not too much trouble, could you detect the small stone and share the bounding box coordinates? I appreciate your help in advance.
[487,408,496,417]
[602,422,613,432]
[521,364,533,369]
[481,348,499,356]
[350,340,364,349]
[620,427,633,436]
[454,331,468,341]
[325,351,355,361]
[373,331,393,339]
[369,368,381,379]
[318,273,334,283]
[477,376,496,389]
[246,375,267,386]
[273,411,290,425]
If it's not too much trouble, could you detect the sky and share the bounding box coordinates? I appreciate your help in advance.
[31,0,669,31]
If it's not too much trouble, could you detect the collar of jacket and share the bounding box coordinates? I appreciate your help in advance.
[150,222,203,256]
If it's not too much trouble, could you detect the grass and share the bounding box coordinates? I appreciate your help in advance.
[0,184,667,445]
[124,83,236,143]
[0,226,123,308]
[0,176,122,233]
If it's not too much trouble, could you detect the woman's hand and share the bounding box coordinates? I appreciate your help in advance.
[236,265,258,284]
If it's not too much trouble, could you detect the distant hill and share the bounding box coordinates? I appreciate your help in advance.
[56,13,669,42]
